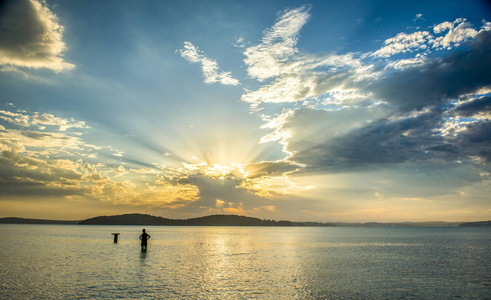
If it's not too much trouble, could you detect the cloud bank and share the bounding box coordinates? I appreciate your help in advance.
[233,7,491,211]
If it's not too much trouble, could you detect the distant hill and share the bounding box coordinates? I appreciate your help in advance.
[185,214,263,226]
[459,220,491,227]
[79,213,182,225]
[79,213,304,226]
[0,217,79,225]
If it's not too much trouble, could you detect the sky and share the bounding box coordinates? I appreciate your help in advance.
[0,0,490,222]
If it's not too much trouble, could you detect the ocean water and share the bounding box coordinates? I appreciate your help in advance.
[0,225,489,299]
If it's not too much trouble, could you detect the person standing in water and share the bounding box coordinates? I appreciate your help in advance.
[139,229,151,252]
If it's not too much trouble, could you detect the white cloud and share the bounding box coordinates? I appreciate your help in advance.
[413,14,423,22]
[241,57,370,106]
[0,110,30,127]
[241,6,371,108]
[481,21,491,32]
[433,21,453,34]
[385,57,426,69]
[243,5,310,81]
[31,113,88,131]
[372,18,481,59]
[114,165,127,176]
[259,109,295,144]
[178,41,239,85]
[0,129,90,155]
[0,0,74,72]
[432,18,478,50]
[372,31,432,58]
[112,149,124,157]
[0,108,98,163]
[242,75,310,104]
[233,36,246,48]
[0,109,88,131]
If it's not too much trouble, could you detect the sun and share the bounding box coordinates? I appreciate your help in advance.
[204,164,229,177]
[184,162,248,180]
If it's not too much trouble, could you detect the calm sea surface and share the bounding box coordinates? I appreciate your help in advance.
[0,225,489,299]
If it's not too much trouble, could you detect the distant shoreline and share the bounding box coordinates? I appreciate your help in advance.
[1,214,490,227]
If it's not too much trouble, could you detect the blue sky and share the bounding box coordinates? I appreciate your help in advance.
[0,0,490,221]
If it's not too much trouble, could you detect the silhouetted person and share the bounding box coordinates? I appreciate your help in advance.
[139,229,151,252]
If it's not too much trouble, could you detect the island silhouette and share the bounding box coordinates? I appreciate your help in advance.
[0,214,489,227]
[78,214,316,226]
[0,213,331,226]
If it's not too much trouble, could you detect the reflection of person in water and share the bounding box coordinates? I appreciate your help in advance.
[139,229,151,252]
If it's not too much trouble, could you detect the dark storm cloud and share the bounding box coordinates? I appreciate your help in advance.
[454,120,491,161]
[368,31,491,111]
[286,103,490,174]
[278,32,491,175]
[453,96,491,117]
[288,107,448,171]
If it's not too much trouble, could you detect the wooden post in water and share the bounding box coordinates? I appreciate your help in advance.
[112,233,120,243]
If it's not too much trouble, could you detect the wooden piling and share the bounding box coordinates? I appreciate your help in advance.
[112,233,120,243]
